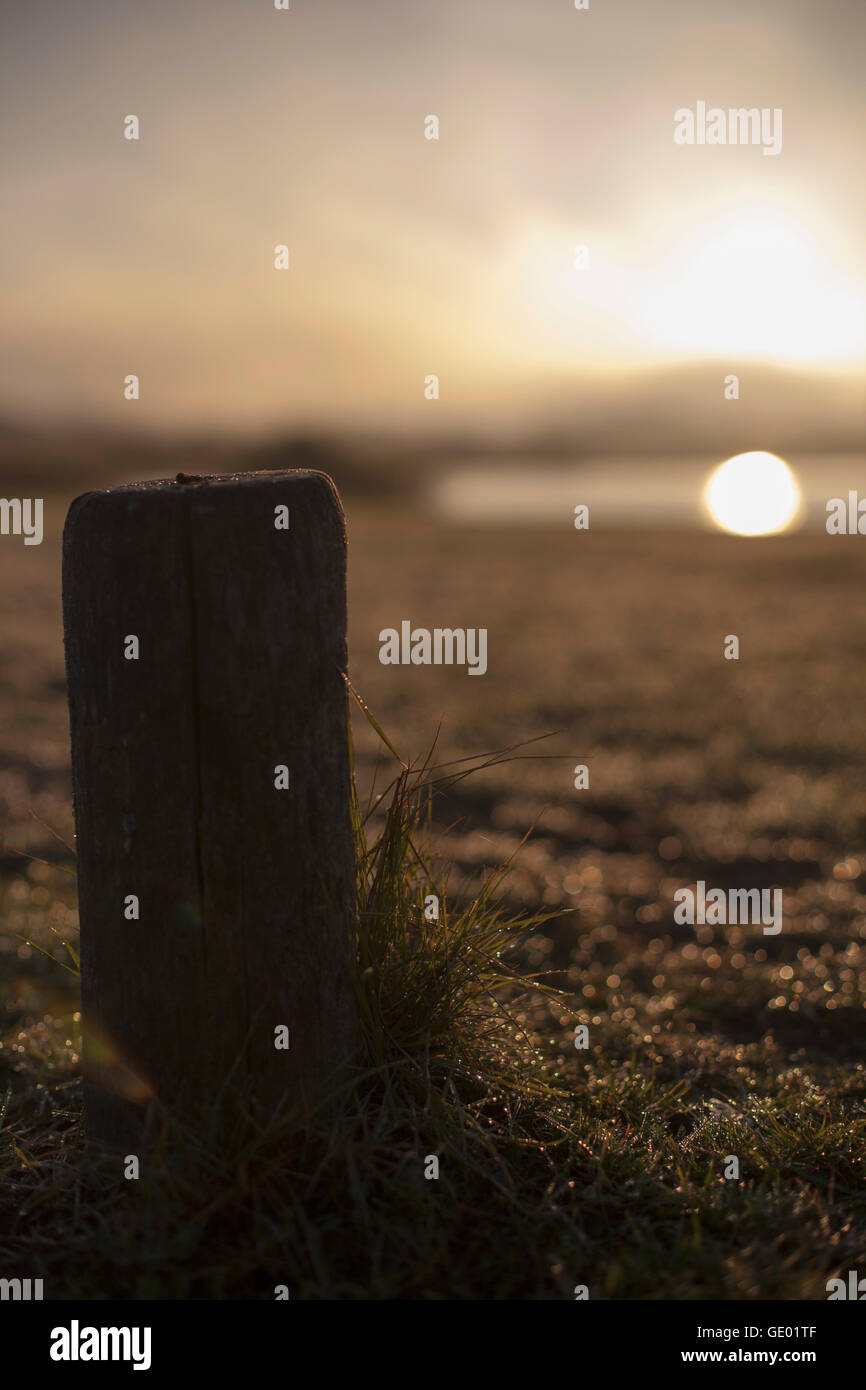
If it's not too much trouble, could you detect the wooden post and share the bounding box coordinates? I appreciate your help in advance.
[62,469,358,1149]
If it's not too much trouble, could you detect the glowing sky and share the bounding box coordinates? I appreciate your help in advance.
[1,0,864,434]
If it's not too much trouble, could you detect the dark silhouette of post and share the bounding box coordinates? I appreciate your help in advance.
[62,470,357,1149]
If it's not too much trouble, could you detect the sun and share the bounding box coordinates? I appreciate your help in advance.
[703,452,801,536]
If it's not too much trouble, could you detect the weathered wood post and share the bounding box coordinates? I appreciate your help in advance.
[62,469,358,1150]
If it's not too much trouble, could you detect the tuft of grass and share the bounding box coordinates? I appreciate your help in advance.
[347,689,559,1073]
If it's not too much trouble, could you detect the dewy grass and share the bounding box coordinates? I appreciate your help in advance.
[1,696,865,1299]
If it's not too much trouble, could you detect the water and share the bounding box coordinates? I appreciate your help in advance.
[429,456,866,529]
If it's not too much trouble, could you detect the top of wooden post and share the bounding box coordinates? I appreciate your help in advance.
[65,465,346,518]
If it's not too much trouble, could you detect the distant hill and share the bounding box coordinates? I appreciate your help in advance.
[443,361,866,460]
[1,359,862,496]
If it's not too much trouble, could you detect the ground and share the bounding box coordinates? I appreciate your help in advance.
[1,491,865,1298]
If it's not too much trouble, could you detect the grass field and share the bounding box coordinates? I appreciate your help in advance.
[1,493,865,1298]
